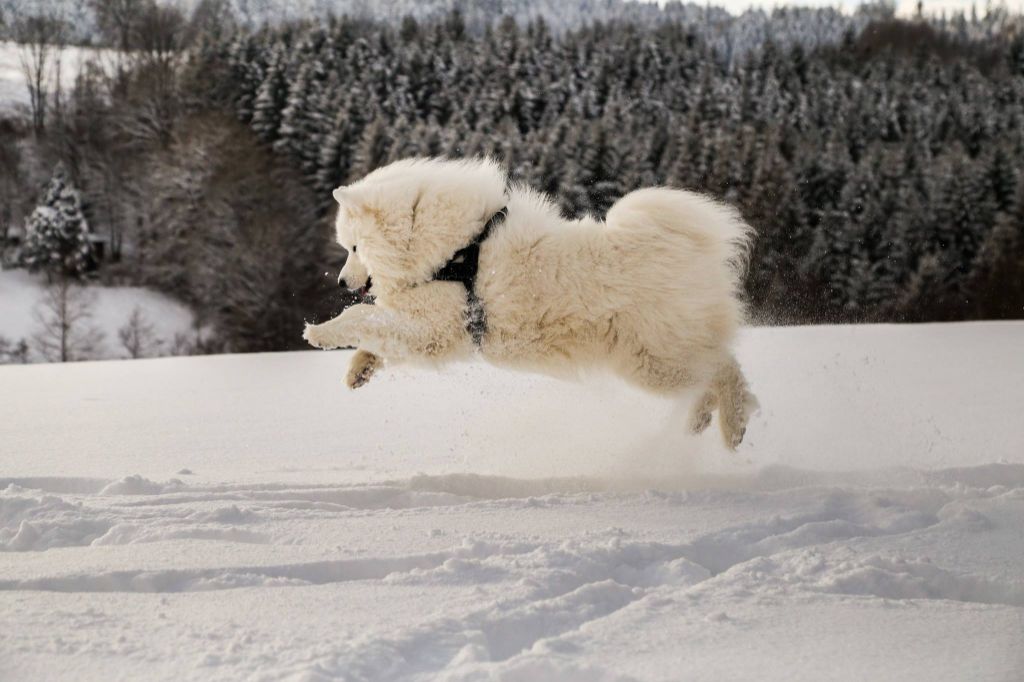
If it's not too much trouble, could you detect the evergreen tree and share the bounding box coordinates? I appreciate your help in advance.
[21,164,95,280]
[251,42,289,142]
[163,7,1024,328]
[988,148,1018,214]
[933,160,998,290]
[274,60,325,176]
[349,116,392,180]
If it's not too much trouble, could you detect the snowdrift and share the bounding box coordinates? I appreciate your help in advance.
[1,322,1022,681]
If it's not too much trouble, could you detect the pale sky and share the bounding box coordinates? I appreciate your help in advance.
[663,0,1023,17]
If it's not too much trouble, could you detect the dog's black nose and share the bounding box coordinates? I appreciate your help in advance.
[338,273,372,297]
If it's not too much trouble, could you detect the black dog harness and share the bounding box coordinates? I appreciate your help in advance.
[433,206,508,346]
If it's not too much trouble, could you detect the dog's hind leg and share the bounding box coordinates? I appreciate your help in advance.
[711,355,757,450]
[687,388,718,435]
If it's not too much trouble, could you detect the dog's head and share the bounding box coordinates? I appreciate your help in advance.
[332,158,507,297]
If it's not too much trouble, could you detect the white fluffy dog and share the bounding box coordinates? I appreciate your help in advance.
[304,157,757,448]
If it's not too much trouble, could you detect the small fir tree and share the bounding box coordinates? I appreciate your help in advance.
[21,164,94,280]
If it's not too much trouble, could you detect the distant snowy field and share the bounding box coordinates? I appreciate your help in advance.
[1,322,1022,680]
[0,42,115,117]
[0,269,195,361]
[0,43,25,114]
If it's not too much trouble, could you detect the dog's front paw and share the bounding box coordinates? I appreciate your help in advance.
[303,323,339,350]
[346,350,382,389]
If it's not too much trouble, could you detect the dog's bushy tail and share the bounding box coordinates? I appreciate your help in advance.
[605,187,754,290]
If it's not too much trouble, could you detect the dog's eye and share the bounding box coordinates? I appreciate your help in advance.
[351,245,357,253]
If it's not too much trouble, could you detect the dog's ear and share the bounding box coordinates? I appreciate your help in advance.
[332,187,349,205]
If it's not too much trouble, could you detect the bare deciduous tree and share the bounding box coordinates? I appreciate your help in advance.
[32,278,105,362]
[90,0,145,92]
[69,59,137,262]
[0,336,30,364]
[118,306,161,358]
[132,2,186,146]
[13,11,66,133]
[169,332,193,356]
[185,0,235,44]
[91,0,145,52]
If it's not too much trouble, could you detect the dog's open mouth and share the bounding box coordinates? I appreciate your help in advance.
[355,275,374,303]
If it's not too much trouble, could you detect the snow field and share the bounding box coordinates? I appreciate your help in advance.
[0,268,195,361]
[1,322,1022,680]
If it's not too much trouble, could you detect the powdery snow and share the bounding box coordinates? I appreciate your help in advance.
[0,322,1022,680]
[0,268,195,361]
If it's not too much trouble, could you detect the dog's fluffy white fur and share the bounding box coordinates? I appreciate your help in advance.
[304,157,757,448]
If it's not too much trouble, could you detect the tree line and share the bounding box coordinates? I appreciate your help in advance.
[2,3,1023,364]
[204,9,1024,322]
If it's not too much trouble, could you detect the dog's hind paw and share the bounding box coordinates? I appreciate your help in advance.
[689,406,713,434]
[724,424,746,449]
[719,389,757,450]
[346,350,382,389]
[687,390,718,435]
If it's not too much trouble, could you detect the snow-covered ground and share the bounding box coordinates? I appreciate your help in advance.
[1,322,1022,680]
[0,268,195,361]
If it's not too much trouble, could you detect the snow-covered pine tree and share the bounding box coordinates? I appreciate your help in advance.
[555,123,590,218]
[933,158,999,291]
[383,115,418,163]
[250,41,289,143]
[227,34,266,124]
[196,7,1024,324]
[870,189,914,313]
[21,164,95,280]
[966,173,1024,318]
[742,131,808,313]
[840,158,901,314]
[274,60,322,175]
[348,116,392,181]
[987,148,1018,214]
[577,112,625,215]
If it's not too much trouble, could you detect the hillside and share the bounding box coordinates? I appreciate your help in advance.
[1,322,1022,680]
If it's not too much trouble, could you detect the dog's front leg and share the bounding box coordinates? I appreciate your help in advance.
[303,309,362,350]
[346,349,382,389]
[303,309,383,388]
[303,304,429,358]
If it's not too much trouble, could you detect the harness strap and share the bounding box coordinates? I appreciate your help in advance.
[433,206,508,346]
